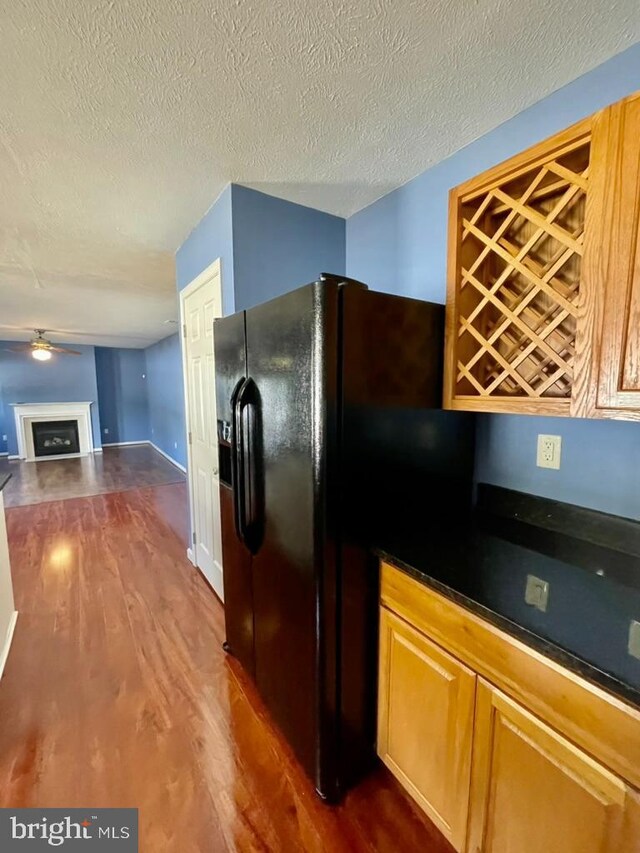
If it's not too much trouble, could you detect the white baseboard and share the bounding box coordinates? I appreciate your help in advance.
[101,441,148,447]
[149,442,187,473]
[102,440,186,473]
[0,611,18,682]
[186,547,196,566]
[0,452,7,457]
[8,455,19,461]
[7,450,102,461]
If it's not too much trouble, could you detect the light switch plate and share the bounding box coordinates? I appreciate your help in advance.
[537,434,562,469]
[628,621,640,660]
[525,575,549,612]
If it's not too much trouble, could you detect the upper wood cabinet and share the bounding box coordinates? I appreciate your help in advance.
[575,92,640,419]
[444,90,640,419]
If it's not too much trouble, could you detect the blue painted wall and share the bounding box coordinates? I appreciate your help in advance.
[175,185,235,313]
[0,342,102,456]
[145,334,186,468]
[346,44,640,520]
[0,337,183,469]
[231,185,346,310]
[95,347,149,444]
[175,183,346,315]
[476,414,640,519]
[347,43,640,300]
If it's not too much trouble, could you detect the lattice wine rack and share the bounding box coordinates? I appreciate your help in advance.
[445,123,592,414]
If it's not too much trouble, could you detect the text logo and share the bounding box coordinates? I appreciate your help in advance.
[0,809,138,851]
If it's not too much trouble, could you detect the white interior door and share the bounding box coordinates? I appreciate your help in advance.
[181,261,224,599]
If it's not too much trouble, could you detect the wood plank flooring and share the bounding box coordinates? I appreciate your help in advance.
[0,445,185,508]
[0,484,452,853]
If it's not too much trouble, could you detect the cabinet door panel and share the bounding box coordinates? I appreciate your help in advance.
[377,607,476,852]
[582,93,640,415]
[468,680,640,853]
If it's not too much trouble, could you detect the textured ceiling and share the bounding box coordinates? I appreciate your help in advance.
[1,1,638,347]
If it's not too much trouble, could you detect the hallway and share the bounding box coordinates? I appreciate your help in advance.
[0,483,450,853]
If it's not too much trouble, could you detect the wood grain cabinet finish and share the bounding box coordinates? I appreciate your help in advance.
[467,681,640,853]
[575,92,640,419]
[377,607,476,852]
[444,89,640,419]
[379,562,640,852]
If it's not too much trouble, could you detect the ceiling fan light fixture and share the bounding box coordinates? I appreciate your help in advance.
[32,348,52,361]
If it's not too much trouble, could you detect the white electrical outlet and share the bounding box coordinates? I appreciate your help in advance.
[103,427,109,435]
[174,441,178,449]
[1,434,6,442]
[537,434,562,470]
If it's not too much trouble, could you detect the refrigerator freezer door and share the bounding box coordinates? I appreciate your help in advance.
[244,281,341,799]
[219,484,255,676]
[214,312,255,676]
[214,311,247,427]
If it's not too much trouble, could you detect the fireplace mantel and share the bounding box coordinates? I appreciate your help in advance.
[11,402,95,461]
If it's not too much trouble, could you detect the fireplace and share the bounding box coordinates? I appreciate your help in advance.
[32,420,80,457]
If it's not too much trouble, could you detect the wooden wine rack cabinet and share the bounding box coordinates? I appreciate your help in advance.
[444,119,593,415]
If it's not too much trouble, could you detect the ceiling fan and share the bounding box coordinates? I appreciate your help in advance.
[6,330,81,361]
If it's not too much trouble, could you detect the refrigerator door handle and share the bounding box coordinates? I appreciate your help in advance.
[230,377,248,545]
[235,377,262,553]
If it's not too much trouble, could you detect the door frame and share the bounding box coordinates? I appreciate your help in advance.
[179,258,224,577]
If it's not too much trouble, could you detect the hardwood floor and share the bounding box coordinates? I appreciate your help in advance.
[0,484,452,853]
[0,445,185,508]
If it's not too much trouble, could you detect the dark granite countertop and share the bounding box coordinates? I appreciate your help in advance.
[0,472,11,493]
[375,485,640,710]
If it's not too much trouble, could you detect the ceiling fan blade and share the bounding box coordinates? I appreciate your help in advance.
[49,346,82,355]
[5,344,33,352]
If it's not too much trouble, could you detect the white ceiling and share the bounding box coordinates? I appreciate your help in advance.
[1,1,638,348]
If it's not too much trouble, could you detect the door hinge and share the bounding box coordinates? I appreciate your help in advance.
[192,531,197,545]
[182,323,187,338]
[188,431,192,445]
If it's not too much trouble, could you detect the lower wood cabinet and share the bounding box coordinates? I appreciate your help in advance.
[377,563,640,853]
[467,680,640,853]
[377,607,475,851]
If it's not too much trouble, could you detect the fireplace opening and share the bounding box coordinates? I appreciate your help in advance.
[32,420,80,457]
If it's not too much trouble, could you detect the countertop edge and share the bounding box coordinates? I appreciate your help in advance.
[376,548,640,712]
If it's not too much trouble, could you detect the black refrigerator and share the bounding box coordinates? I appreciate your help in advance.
[214,273,475,802]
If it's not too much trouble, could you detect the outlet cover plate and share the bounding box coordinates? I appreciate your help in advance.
[537,434,562,470]
[628,621,640,660]
[525,575,549,612]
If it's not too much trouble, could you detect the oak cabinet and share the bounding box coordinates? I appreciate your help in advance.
[444,89,640,419]
[576,92,640,419]
[378,562,640,853]
[467,680,640,853]
[377,607,475,851]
